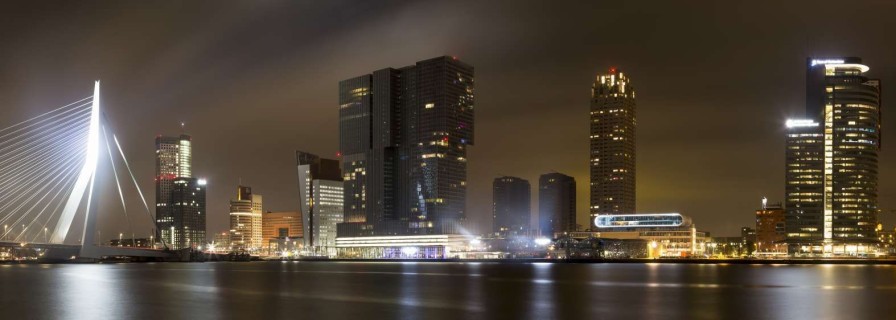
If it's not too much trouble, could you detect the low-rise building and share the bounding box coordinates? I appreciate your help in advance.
[335,234,472,259]
[572,213,710,257]
[756,199,786,253]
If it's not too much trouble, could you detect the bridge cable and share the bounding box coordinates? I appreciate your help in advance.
[112,134,170,251]
[102,124,136,247]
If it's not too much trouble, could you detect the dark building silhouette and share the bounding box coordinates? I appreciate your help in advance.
[785,57,881,255]
[337,56,474,237]
[492,176,531,237]
[539,173,576,237]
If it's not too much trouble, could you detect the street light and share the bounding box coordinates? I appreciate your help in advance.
[119,233,123,247]
[44,227,48,243]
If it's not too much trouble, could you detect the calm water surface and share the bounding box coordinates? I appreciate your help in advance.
[2,262,896,319]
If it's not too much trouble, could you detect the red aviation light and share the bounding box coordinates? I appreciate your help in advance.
[609,67,617,74]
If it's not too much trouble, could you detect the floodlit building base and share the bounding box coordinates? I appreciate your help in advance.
[788,242,883,257]
[335,234,471,259]
[568,229,710,258]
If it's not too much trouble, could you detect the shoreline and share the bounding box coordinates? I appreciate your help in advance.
[7,258,896,265]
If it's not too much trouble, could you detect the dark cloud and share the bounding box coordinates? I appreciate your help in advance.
[1,0,894,240]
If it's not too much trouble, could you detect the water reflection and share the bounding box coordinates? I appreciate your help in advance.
[2,262,896,319]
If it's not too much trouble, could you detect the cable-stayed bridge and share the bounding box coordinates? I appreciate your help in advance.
[0,82,175,261]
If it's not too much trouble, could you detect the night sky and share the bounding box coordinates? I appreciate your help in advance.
[1,0,895,240]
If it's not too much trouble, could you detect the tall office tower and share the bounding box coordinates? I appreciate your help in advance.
[785,57,881,255]
[229,185,263,250]
[337,56,474,237]
[755,198,785,253]
[167,178,206,249]
[155,134,192,247]
[538,172,576,237]
[590,68,636,227]
[296,151,344,255]
[492,176,531,237]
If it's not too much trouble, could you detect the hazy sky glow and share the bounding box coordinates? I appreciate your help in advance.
[1,0,894,240]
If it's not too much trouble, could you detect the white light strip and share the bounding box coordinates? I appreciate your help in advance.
[824,63,870,73]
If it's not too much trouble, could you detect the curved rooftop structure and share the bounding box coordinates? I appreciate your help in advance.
[594,213,692,229]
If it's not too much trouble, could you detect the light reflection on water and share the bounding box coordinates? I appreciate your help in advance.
[1,262,896,319]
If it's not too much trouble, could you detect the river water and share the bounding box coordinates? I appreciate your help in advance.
[2,261,894,319]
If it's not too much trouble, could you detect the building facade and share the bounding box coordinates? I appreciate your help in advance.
[167,177,206,249]
[337,56,474,244]
[538,172,576,237]
[755,199,785,253]
[578,213,709,257]
[155,134,202,249]
[262,211,301,254]
[785,57,882,256]
[590,68,636,227]
[492,176,531,237]
[296,151,344,256]
[229,185,263,251]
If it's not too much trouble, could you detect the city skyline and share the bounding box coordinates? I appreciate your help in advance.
[1,1,895,239]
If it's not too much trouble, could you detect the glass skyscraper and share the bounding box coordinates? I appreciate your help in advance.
[155,134,202,249]
[590,68,636,227]
[785,57,881,255]
[169,177,206,249]
[337,56,474,237]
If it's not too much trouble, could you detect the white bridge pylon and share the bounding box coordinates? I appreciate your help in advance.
[51,81,101,245]
[0,81,170,259]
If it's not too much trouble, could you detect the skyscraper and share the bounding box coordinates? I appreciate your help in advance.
[492,176,531,237]
[229,185,263,251]
[155,134,194,248]
[337,56,474,238]
[296,151,344,256]
[167,177,206,249]
[539,172,576,237]
[785,57,881,255]
[590,68,636,227]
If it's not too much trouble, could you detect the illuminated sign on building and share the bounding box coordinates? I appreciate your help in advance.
[785,119,820,128]
[810,59,845,66]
